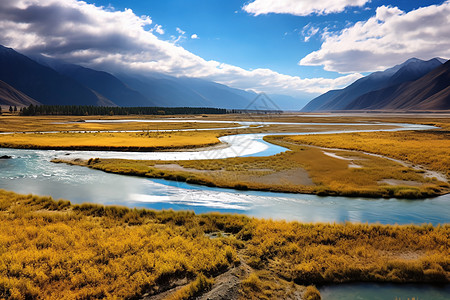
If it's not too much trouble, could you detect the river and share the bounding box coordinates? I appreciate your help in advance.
[0,120,448,224]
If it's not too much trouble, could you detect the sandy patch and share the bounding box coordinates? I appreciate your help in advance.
[153,164,212,173]
[381,250,424,261]
[323,151,363,169]
[378,179,422,187]
[348,163,362,168]
[323,151,352,161]
[247,168,274,172]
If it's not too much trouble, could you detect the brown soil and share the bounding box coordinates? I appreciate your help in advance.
[142,278,189,300]
[142,253,253,300]
[153,164,213,173]
[198,254,252,300]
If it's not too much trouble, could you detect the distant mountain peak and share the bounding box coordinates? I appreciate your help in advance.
[302,56,447,112]
[404,57,422,64]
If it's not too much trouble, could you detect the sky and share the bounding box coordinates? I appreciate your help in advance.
[0,0,449,99]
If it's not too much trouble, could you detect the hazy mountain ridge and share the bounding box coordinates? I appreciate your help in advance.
[302,57,448,112]
[117,73,253,109]
[0,45,307,109]
[0,45,102,106]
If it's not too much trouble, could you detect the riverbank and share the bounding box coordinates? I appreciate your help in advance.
[0,189,448,299]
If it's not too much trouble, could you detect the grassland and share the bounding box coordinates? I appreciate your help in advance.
[0,190,448,299]
[0,131,223,151]
[0,115,240,133]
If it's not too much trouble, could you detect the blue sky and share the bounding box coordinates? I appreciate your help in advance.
[1,0,449,98]
[86,0,444,79]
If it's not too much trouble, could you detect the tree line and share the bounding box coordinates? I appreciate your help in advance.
[20,105,238,116]
[0,106,19,115]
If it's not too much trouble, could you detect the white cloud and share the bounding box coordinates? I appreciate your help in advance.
[191,33,199,39]
[152,24,164,35]
[171,27,186,44]
[301,23,320,42]
[0,0,361,96]
[176,27,185,35]
[243,0,370,16]
[300,1,450,73]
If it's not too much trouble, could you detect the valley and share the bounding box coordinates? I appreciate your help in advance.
[1,1,450,298]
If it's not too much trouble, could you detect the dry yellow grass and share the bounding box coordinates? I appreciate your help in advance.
[0,190,448,299]
[0,131,222,151]
[0,115,240,133]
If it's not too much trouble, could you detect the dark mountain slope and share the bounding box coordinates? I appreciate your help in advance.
[30,55,154,107]
[347,60,450,110]
[0,46,103,106]
[0,80,41,106]
[302,58,445,112]
[300,90,342,112]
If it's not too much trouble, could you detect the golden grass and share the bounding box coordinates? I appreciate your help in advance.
[0,131,222,151]
[167,274,214,300]
[303,285,321,300]
[0,190,237,299]
[243,219,450,286]
[0,115,240,133]
[239,270,304,299]
[0,190,448,299]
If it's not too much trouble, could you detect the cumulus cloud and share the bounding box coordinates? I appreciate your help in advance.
[0,0,361,96]
[191,33,199,39]
[243,0,369,16]
[300,1,450,73]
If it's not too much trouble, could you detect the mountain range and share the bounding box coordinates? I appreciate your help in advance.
[302,57,449,112]
[0,45,308,110]
[1,44,448,111]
